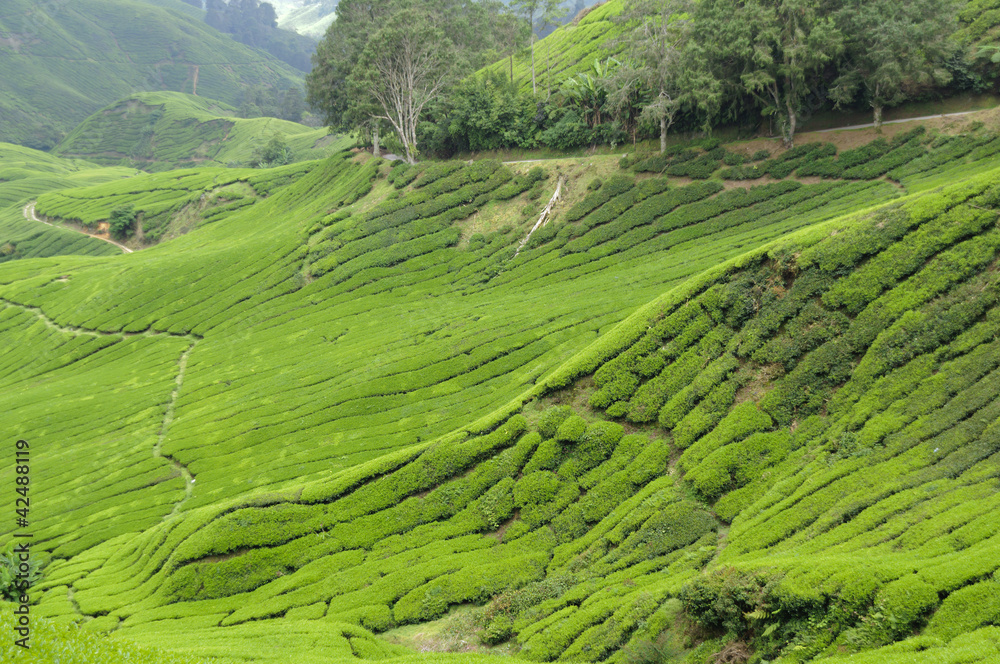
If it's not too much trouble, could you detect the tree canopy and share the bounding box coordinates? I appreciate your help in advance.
[307,0,513,161]
[309,0,967,155]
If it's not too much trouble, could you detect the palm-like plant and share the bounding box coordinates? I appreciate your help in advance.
[561,58,621,127]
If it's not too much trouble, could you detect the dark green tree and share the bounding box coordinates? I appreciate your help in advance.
[349,9,454,163]
[447,71,537,151]
[308,0,510,161]
[830,0,958,131]
[281,86,306,122]
[251,133,293,167]
[109,205,137,240]
[694,0,844,146]
[306,0,394,140]
[611,0,719,152]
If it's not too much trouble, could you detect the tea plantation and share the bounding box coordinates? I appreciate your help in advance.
[2,124,1000,663]
[478,0,624,93]
[0,0,303,148]
[0,143,139,262]
[54,92,349,172]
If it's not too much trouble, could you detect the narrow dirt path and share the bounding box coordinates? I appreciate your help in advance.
[0,297,200,520]
[24,201,134,254]
[156,340,199,519]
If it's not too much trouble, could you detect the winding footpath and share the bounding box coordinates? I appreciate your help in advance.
[23,201,134,254]
[0,296,200,522]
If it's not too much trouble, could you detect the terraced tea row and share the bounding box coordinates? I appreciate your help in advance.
[2,126,999,662]
[37,166,1000,661]
[55,92,348,172]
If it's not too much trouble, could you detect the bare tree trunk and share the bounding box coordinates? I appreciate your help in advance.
[530,36,536,95]
[783,95,796,148]
[660,117,667,154]
[510,53,513,85]
[372,122,381,157]
[873,105,883,133]
[546,41,551,99]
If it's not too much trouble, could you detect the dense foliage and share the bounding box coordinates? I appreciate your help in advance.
[313,0,978,156]
[204,0,318,72]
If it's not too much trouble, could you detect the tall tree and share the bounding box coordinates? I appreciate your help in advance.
[511,0,563,96]
[830,0,958,131]
[308,0,507,161]
[281,86,306,122]
[306,0,392,135]
[610,0,719,153]
[349,9,454,163]
[694,0,843,147]
[495,11,530,85]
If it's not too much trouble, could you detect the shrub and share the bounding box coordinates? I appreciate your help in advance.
[482,615,514,644]
[541,110,593,150]
[109,204,137,239]
[576,421,625,470]
[514,471,561,508]
[555,414,588,443]
[477,477,516,530]
[680,567,782,636]
[723,151,746,166]
[0,541,42,602]
[523,438,561,474]
[537,406,573,438]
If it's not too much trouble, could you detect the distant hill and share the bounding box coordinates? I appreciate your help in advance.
[0,0,304,149]
[54,91,349,171]
[270,0,337,39]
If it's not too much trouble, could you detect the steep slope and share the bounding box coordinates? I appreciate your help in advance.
[54,91,347,172]
[2,126,1000,661]
[0,0,303,149]
[479,0,624,94]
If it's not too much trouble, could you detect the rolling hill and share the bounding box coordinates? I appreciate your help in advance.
[270,0,338,39]
[54,91,350,172]
[0,143,138,263]
[2,109,1000,664]
[0,0,304,149]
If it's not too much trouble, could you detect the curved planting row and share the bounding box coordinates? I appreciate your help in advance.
[537,168,1000,660]
[2,130,997,662]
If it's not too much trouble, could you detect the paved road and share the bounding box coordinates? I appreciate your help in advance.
[814,110,985,133]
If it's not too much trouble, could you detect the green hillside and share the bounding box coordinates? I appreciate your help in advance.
[2,120,1000,663]
[0,0,304,149]
[54,91,349,172]
[34,159,319,244]
[0,143,137,262]
[480,0,624,94]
